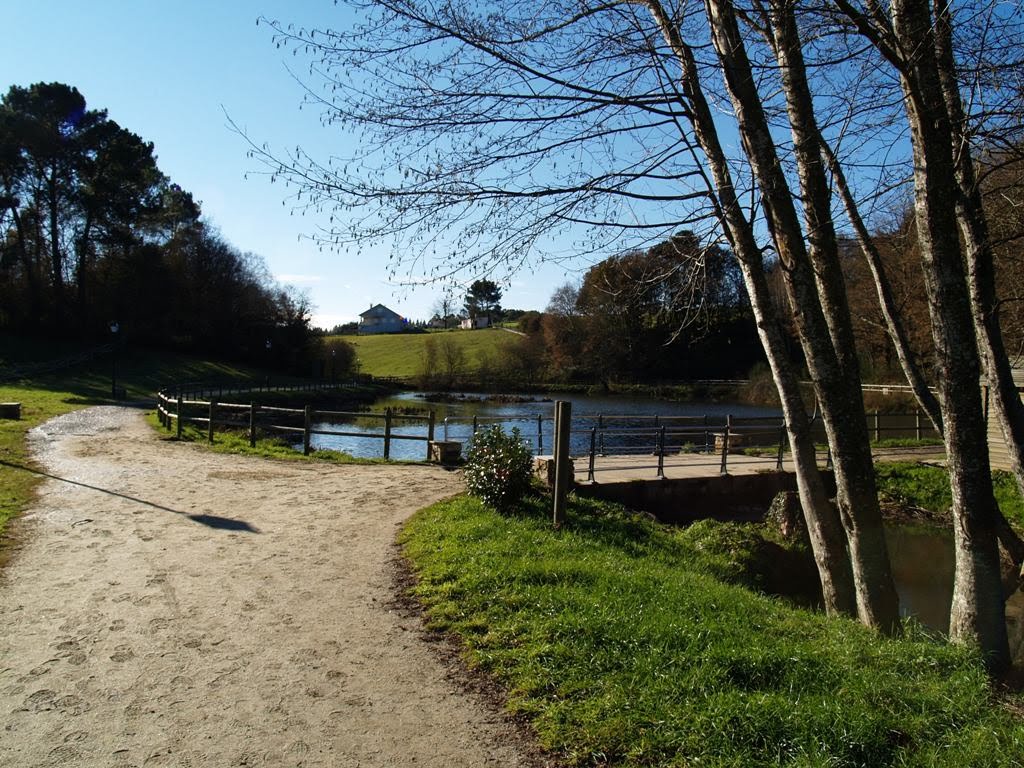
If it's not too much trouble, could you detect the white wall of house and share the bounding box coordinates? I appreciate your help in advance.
[358,304,406,335]
[459,316,490,330]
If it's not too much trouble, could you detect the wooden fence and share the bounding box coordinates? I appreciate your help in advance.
[156,390,438,460]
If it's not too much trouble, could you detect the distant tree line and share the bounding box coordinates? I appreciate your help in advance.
[0,82,321,373]
[506,233,763,384]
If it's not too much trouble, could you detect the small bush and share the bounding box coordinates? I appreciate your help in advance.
[463,425,533,511]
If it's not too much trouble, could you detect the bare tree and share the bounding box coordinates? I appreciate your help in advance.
[431,292,455,329]
[250,0,868,620]
[249,0,1022,653]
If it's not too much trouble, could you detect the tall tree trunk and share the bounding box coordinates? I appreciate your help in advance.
[7,203,43,324]
[704,0,900,633]
[47,163,64,325]
[640,0,857,617]
[76,215,93,331]
[819,140,944,433]
[931,2,1024,574]
[888,0,1009,672]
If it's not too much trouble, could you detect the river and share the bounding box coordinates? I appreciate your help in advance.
[308,390,782,460]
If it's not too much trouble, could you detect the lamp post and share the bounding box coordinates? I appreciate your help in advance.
[109,321,120,400]
[264,339,272,387]
[331,348,336,384]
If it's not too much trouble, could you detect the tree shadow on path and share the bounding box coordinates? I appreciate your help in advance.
[0,459,261,533]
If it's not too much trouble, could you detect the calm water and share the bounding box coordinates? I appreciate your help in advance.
[886,526,1024,664]
[308,390,782,460]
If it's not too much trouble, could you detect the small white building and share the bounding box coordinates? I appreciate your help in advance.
[459,315,490,330]
[358,304,407,335]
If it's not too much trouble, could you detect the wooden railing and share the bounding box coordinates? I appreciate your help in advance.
[156,390,438,460]
[562,411,942,481]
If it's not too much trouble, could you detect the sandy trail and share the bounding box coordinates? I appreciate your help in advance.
[0,406,539,767]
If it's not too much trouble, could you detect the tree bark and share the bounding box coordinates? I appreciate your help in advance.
[931,2,1024,571]
[704,0,900,633]
[886,0,1009,672]
[639,0,858,617]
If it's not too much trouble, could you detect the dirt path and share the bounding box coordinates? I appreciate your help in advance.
[0,407,541,767]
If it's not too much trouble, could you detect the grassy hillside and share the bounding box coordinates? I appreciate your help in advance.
[335,328,516,379]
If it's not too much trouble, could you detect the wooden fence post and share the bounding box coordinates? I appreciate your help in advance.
[537,413,543,454]
[776,424,786,470]
[915,410,922,441]
[587,426,596,482]
[208,400,216,444]
[719,414,731,475]
[176,394,183,439]
[384,407,393,460]
[426,410,435,460]
[303,405,312,456]
[249,402,257,447]
[657,425,666,478]
[552,400,572,527]
[873,410,880,443]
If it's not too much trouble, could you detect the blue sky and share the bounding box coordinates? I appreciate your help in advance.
[1,1,579,327]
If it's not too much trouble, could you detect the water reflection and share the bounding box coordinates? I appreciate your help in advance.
[885,525,1024,664]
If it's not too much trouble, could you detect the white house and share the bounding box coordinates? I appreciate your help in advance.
[358,304,407,335]
[459,315,490,330]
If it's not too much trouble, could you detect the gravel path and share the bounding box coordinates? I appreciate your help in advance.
[0,406,542,767]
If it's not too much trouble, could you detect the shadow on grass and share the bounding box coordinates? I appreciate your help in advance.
[0,459,260,533]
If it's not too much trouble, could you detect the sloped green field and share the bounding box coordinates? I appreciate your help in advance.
[334,328,515,378]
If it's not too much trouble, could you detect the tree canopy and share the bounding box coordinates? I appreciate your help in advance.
[464,279,502,323]
[0,82,319,371]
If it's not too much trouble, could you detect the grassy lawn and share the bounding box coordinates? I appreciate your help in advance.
[154,414,387,465]
[400,493,1024,767]
[333,328,514,378]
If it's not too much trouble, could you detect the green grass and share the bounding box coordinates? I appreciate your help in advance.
[876,462,1024,529]
[400,493,1024,767]
[0,383,86,540]
[156,415,387,465]
[333,328,514,378]
[873,437,945,448]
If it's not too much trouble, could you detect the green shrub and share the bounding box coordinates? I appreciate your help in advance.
[463,425,533,511]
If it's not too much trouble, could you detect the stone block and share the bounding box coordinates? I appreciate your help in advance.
[429,440,462,465]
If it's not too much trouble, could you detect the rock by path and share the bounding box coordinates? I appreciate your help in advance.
[0,407,543,767]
